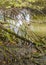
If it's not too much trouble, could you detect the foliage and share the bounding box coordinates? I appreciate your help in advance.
[0,0,46,65]
[0,0,46,10]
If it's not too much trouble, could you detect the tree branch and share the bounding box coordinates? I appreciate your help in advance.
[0,23,33,44]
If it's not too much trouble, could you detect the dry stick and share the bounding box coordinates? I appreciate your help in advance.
[0,23,43,53]
[0,23,32,44]
[27,30,44,53]
[32,32,45,53]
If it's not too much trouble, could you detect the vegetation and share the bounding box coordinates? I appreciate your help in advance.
[0,0,46,65]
